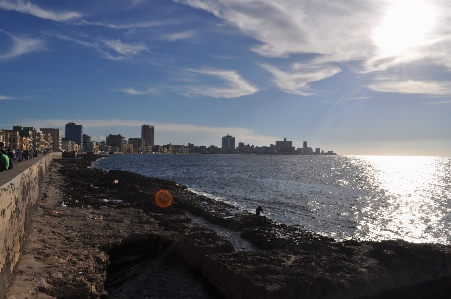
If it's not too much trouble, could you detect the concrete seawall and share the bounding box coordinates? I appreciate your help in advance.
[0,153,61,297]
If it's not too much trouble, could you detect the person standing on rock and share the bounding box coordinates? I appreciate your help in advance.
[256,205,263,216]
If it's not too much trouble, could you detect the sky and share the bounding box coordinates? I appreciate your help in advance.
[1,0,450,156]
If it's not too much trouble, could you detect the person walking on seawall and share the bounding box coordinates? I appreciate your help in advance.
[29,149,33,159]
[6,149,14,170]
[17,149,23,162]
[7,149,14,162]
[0,150,10,172]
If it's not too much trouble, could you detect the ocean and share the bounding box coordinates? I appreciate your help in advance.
[93,154,451,245]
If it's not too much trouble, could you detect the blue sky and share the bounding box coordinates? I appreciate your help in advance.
[1,0,450,156]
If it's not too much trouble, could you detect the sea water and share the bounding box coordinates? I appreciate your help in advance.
[93,154,451,245]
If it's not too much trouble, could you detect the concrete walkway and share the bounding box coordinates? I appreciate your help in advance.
[0,152,61,187]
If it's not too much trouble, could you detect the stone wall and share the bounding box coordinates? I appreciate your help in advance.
[0,153,59,297]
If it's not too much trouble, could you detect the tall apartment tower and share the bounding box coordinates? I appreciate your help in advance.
[65,122,83,146]
[141,125,154,147]
[222,134,235,149]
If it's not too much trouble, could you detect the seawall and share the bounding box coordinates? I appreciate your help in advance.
[0,153,61,297]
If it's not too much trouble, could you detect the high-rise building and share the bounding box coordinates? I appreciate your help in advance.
[141,125,154,147]
[65,122,83,146]
[222,134,235,149]
[41,128,62,151]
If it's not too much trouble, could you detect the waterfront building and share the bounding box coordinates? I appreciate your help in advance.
[87,141,99,153]
[99,141,111,153]
[222,134,235,150]
[128,138,145,153]
[65,122,83,146]
[275,138,295,153]
[41,128,62,151]
[82,134,92,152]
[315,148,320,155]
[106,134,126,152]
[0,130,4,147]
[62,138,79,152]
[208,145,219,154]
[2,130,21,150]
[141,125,154,148]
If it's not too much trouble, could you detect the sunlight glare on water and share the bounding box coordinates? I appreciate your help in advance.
[354,156,451,244]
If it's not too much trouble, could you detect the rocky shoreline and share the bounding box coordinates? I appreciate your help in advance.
[5,155,451,298]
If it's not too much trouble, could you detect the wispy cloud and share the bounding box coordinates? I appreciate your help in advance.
[425,100,451,105]
[185,69,258,98]
[261,63,341,96]
[0,95,13,100]
[178,0,451,91]
[103,39,148,56]
[367,78,451,96]
[0,0,82,21]
[77,19,179,29]
[0,30,45,59]
[177,0,377,60]
[347,96,371,101]
[46,32,148,60]
[162,30,196,41]
[122,88,158,95]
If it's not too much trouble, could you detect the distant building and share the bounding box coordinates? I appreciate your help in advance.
[106,134,126,152]
[208,145,219,154]
[128,137,145,153]
[87,141,99,153]
[82,134,92,151]
[222,134,235,150]
[2,130,21,150]
[141,125,154,148]
[65,122,83,146]
[275,138,295,153]
[41,128,62,151]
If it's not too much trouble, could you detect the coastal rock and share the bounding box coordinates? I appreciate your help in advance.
[203,240,451,299]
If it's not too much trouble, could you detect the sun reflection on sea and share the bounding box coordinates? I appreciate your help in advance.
[354,156,450,244]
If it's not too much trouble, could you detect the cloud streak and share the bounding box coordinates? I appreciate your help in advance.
[185,69,258,98]
[0,30,45,59]
[0,0,82,21]
[261,63,341,96]
[47,32,148,60]
[162,30,196,41]
[122,88,158,95]
[367,79,451,96]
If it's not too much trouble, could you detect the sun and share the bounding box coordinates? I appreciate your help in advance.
[372,1,436,55]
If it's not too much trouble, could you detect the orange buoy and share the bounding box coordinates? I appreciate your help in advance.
[155,189,173,208]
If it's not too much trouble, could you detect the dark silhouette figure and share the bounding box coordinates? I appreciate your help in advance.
[256,205,263,216]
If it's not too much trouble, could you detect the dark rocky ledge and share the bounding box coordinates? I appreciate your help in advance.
[5,155,451,299]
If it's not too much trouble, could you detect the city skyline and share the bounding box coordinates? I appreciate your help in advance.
[1,1,451,156]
